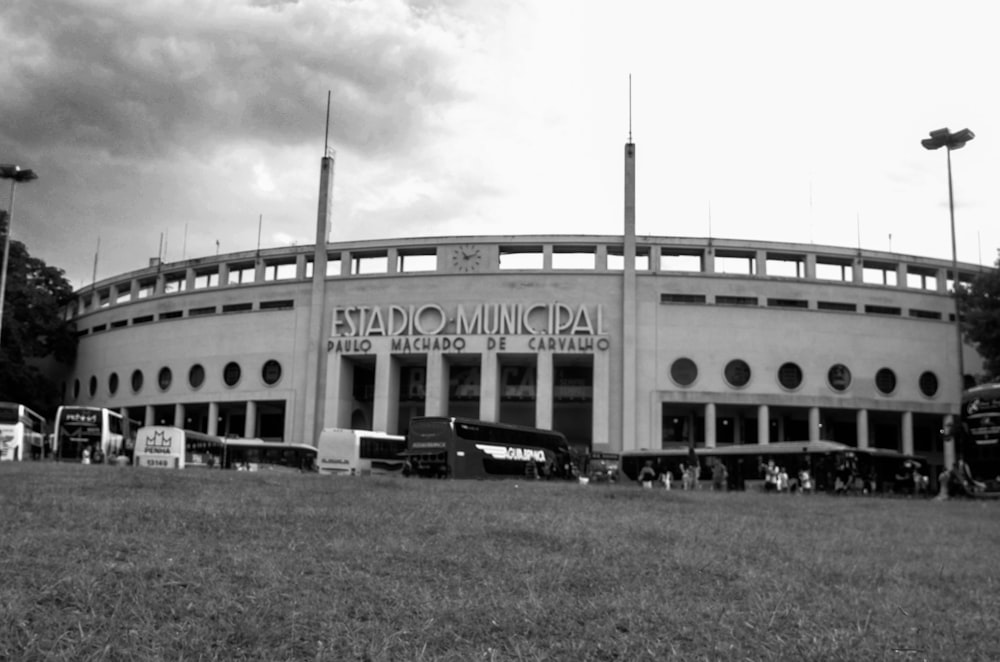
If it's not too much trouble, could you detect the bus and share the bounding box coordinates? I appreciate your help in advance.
[53,406,136,463]
[961,382,1000,486]
[221,439,318,473]
[133,426,226,469]
[405,416,576,480]
[620,441,927,494]
[0,402,48,461]
[316,428,407,476]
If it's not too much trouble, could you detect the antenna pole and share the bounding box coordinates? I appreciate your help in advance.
[628,74,632,143]
[257,213,263,254]
[324,90,331,156]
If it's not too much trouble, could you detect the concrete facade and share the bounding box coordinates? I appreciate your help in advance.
[61,230,991,476]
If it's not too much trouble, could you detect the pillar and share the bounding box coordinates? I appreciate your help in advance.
[424,354,448,417]
[174,403,185,430]
[757,405,770,444]
[208,402,219,436]
[245,401,257,438]
[902,411,914,456]
[535,353,554,430]
[856,409,869,450]
[808,407,820,442]
[705,403,716,448]
[372,356,399,434]
[479,352,499,422]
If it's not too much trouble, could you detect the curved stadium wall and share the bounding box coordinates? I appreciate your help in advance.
[60,234,990,473]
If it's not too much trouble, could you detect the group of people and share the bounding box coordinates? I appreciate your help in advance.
[636,459,714,490]
[761,459,814,493]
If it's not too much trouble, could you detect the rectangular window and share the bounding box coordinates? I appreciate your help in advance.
[715,295,758,306]
[92,324,107,333]
[194,270,219,289]
[817,301,856,312]
[133,315,154,325]
[660,293,707,304]
[909,309,942,320]
[552,247,596,270]
[767,298,809,308]
[189,306,216,316]
[260,300,294,311]
[864,305,901,316]
[111,320,128,328]
[159,311,183,320]
[222,303,253,313]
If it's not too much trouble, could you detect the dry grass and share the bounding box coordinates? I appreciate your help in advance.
[1,463,999,661]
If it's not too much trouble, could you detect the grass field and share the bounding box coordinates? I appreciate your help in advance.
[1,463,998,661]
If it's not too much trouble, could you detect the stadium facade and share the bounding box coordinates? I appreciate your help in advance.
[57,144,993,475]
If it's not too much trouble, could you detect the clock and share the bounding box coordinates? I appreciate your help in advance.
[451,244,482,272]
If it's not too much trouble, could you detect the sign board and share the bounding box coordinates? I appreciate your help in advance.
[134,426,185,469]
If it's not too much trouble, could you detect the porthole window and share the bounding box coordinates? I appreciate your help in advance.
[262,359,282,386]
[778,362,803,390]
[109,372,119,396]
[828,364,852,391]
[875,368,897,395]
[158,367,172,391]
[89,376,97,397]
[223,361,242,387]
[131,369,144,393]
[670,358,698,387]
[73,379,80,400]
[724,359,751,388]
[189,364,205,389]
[919,371,939,397]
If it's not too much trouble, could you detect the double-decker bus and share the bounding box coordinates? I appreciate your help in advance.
[316,428,407,476]
[221,439,318,473]
[620,441,927,494]
[53,406,134,462]
[405,416,576,480]
[961,382,1000,485]
[0,402,48,461]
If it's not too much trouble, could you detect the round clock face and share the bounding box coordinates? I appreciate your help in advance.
[451,244,482,272]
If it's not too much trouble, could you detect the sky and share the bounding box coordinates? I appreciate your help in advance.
[3,0,999,289]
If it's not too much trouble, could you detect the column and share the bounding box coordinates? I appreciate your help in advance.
[207,402,219,436]
[245,401,257,438]
[704,403,716,448]
[479,352,499,422]
[324,354,353,430]
[174,403,185,430]
[535,353,554,430]
[144,405,154,427]
[856,409,869,449]
[424,354,448,417]
[808,407,820,442]
[592,346,611,449]
[757,405,770,444]
[755,250,767,276]
[372,355,399,433]
[901,411,914,456]
[943,414,956,469]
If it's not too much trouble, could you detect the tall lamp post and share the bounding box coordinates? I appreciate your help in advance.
[921,128,974,469]
[0,164,40,347]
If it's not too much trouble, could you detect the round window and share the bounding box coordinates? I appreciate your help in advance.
[670,358,698,387]
[724,360,751,388]
[223,362,242,387]
[828,364,852,391]
[262,360,282,386]
[875,368,897,395]
[109,372,119,396]
[131,369,144,393]
[189,364,205,389]
[158,367,172,391]
[89,376,97,397]
[777,362,803,390]
[919,371,939,397]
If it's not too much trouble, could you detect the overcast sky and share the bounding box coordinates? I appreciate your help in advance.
[3,0,998,289]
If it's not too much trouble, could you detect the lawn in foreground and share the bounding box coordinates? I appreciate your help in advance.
[1,463,998,661]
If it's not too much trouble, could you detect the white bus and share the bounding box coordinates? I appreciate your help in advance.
[53,406,135,463]
[0,402,48,461]
[317,428,407,476]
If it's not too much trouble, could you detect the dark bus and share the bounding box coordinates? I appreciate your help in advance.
[961,382,1000,486]
[621,441,927,494]
[405,417,576,480]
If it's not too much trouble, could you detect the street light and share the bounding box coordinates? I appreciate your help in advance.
[921,128,974,469]
[0,164,39,347]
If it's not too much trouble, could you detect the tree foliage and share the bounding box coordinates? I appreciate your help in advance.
[958,259,1000,381]
[0,210,77,417]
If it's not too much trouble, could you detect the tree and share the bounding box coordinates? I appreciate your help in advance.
[0,210,78,417]
[958,259,1000,382]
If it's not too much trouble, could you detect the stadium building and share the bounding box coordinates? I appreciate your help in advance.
[57,143,994,475]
